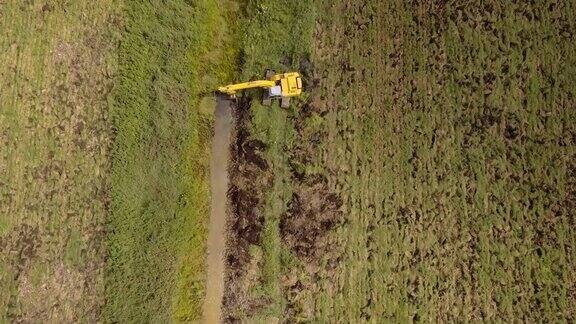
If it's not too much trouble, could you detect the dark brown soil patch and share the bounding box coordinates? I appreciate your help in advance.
[223,96,272,322]
[226,97,271,269]
[280,175,343,261]
[0,224,40,274]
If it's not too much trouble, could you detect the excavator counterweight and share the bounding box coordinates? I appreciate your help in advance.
[217,70,302,108]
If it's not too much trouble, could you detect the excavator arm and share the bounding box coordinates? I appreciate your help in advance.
[217,80,276,95]
[217,71,302,108]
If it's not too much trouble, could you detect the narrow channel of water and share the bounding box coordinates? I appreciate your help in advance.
[203,96,233,323]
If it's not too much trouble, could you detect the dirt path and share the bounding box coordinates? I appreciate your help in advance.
[203,96,233,323]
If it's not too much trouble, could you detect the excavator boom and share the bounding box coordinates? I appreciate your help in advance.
[217,80,275,95]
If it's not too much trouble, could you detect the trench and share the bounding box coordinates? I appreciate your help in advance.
[203,96,233,323]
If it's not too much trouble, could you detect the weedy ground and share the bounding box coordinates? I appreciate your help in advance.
[0,1,120,321]
[226,0,576,322]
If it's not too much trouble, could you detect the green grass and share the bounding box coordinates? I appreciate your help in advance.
[105,0,237,321]
[0,1,120,321]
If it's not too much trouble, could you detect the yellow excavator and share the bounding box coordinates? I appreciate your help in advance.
[217,70,302,108]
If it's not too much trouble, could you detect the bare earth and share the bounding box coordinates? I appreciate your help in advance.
[203,97,233,323]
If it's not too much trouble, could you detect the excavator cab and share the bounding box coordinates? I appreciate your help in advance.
[263,70,302,108]
[217,70,302,108]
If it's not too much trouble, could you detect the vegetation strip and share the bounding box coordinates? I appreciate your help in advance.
[224,0,316,320]
[106,0,236,321]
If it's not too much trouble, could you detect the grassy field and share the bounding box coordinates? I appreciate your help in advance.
[227,0,576,321]
[0,0,237,321]
[105,0,236,322]
[0,1,120,321]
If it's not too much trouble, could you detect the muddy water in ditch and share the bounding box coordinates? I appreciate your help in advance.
[203,96,233,323]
